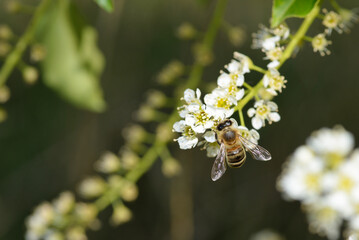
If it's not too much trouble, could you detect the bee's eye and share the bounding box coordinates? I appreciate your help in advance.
[217,124,225,131]
[225,120,232,126]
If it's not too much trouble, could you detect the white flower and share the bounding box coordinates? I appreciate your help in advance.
[178,88,202,117]
[184,88,201,103]
[173,120,198,149]
[233,52,251,74]
[271,24,290,39]
[203,130,216,143]
[338,8,359,33]
[252,25,280,51]
[312,33,332,56]
[305,201,342,240]
[249,229,285,240]
[262,36,280,51]
[247,100,280,130]
[237,126,260,144]
[263,68,287,95]
[323,10,343,34]
[206,142,220,157]
[277,156,324,201]
[278,126,359,240]
[204,88,239,118]
[202,131,220,157]
[307,125,354,168]
[185,105,217,133]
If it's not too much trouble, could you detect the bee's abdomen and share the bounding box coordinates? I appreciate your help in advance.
[227,145,246,168]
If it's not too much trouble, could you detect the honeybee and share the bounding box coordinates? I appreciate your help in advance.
[211,119,272,181]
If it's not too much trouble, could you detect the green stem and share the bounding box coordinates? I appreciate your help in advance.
[243,82,253,90]
[250,64,266,74]
[278,2,321,67]
[239,110,245,127]
[0,0,51,87]
[329,0,341,12]
[235,2,321,112]
[93,0,228,212]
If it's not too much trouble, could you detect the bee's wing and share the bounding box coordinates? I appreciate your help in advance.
[211,142,227,181]
[237,134,272,161]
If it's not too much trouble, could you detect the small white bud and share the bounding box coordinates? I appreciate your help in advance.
[23,67,39,85]
[0,86,10,103]
[111,204,132,226]
[94,151,120,173]
[53,191,75,215]
[78,176,106,198]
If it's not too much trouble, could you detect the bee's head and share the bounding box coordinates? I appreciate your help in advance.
[216,119,233,131]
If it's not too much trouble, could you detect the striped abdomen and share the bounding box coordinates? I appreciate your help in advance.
[226,144,246,168]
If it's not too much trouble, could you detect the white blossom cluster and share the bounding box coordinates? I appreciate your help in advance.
[26,152,138,240]
[173,52,263,156]
[277,126,359,240]
[252,24,289,69]
[313,8,358,56]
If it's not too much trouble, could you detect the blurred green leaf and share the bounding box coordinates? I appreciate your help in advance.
[271,0,318,27]
[36,0,106,112]
[93,0,114,12]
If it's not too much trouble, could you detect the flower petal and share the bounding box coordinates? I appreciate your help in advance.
[252,117,263,130]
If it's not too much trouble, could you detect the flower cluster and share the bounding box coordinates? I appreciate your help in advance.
[26,152,139,240]
[173,52,275,156]
[277,126,359,240]
[313,7,358,56]
[252,24,290,68]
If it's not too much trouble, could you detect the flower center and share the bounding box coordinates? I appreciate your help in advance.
[266,47,282,61]
[269,75,285,91]
[195,110,210,125]
[324,12,341,28]
[230,73,238,80]
[305,173,320,191]
[326,152,344,169]
[312,34,328,51]
[183,126,195,137]
[256,105,269,117]
[338,176,354,192]
[215,97,230,109]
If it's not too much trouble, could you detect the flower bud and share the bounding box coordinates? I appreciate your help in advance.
[66,226,87,240]
[120,148,139,170]
[135,104,155,122]
[75,203,98,224]
[78,176,106,198]
[162,158,182,177]
[0,41,11,56]
[111,204,132,226]
[30,44,46,62]
[146,90,167,108]
[156,123,174,142]
[94,151,120,173]
[193,43,213,66]
[122,124,147,146]
[23,66,39,85]
[0,86,10,103]
[0,25,13,40]
[0,108,7,123]
[157,60,185,85]
[176,22,197,40]
[121,181,138,202]
[53,191,75,215]
[44,230,64,240]
[228,26,246,47]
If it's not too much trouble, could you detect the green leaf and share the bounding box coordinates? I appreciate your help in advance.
[271,0,318,27]
[36,0,106,112]
[93,0,114,12]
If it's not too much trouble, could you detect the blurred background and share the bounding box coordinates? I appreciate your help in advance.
[0,0,358,239]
